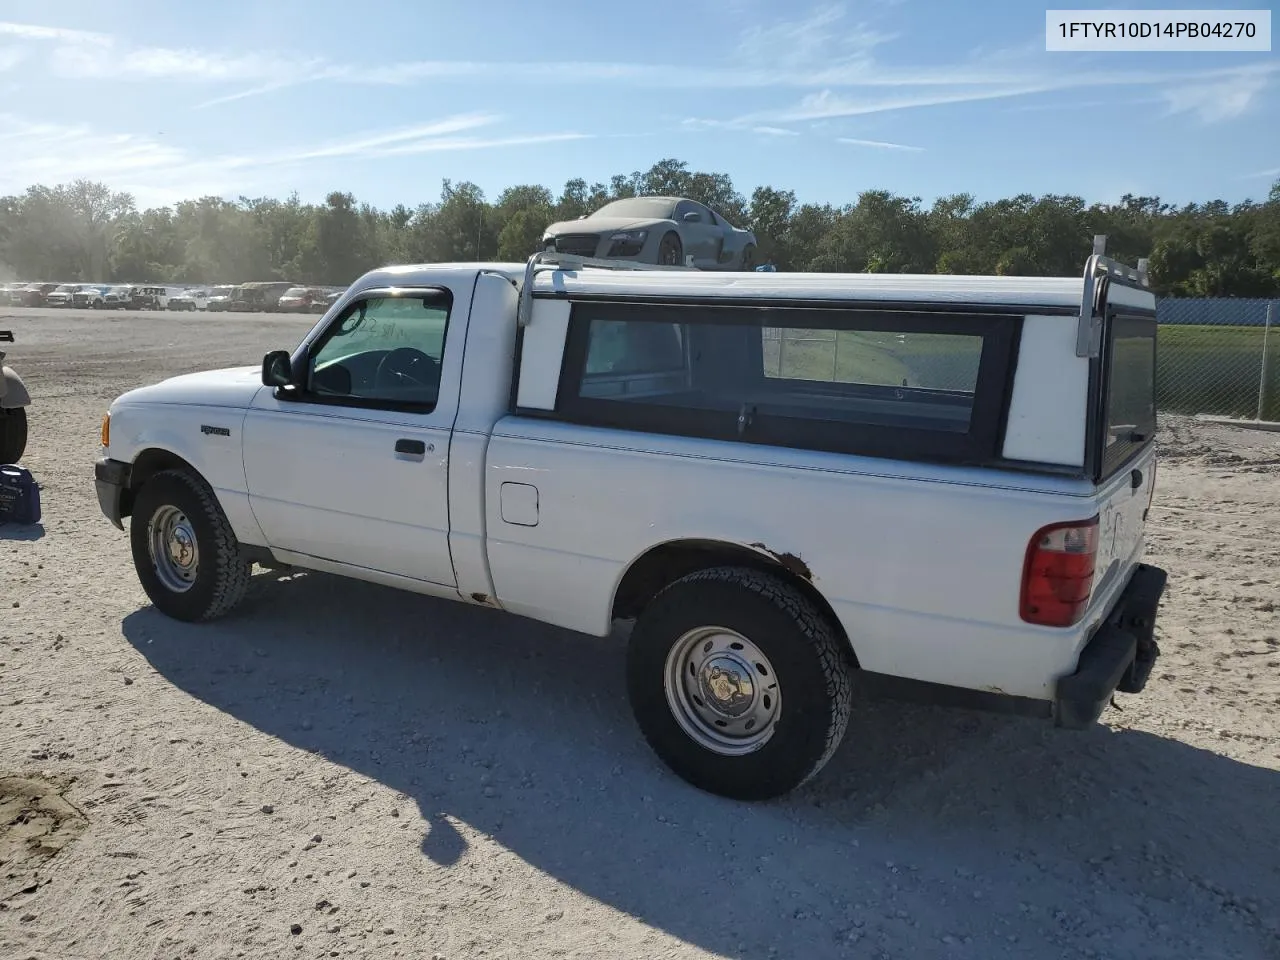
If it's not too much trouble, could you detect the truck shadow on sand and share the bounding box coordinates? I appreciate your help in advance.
[121,570,1280,960]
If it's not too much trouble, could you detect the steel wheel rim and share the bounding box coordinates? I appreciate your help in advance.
[148,504,199,593]
[663,626,780,756]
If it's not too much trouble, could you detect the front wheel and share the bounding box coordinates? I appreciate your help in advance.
[129,469,251,622]
[657,232,684,267]
[740,244,756,271]
[626,566,854,801]
[0,407,28,463]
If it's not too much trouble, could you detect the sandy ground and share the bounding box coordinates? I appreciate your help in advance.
[1,307,1278,960]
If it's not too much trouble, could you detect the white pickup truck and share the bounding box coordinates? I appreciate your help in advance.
[95,247,1167,800]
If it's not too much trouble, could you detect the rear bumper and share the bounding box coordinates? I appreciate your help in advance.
[1053,563,1167,729]
[95,457,131,530]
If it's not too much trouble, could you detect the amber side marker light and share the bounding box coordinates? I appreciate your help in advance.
[100,413,110,448]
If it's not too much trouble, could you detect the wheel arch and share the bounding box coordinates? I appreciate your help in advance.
[611,538,859,668]
[119,447,202,520]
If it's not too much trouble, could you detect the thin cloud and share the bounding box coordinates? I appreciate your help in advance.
[1162,69,1270,123]
[682,117,801,137]
[0,112,592,203]
[837,137,923,151]
[734,62,1278,124]
[0,21,109,44]
[756,84,1058,122]
[54,41,322,84]
[369,132,592,157]
[1002,96,1160,114]
[736,3,894,70]
[257,115,503,164]
[196,77,324,109]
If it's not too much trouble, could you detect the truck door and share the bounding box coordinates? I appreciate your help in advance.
[241,284,470,587]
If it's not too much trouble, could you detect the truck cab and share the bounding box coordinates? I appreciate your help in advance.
[94,249,1166,801]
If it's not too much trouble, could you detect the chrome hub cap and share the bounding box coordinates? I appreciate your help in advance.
[664,626,780,756]
[148,505,199,593]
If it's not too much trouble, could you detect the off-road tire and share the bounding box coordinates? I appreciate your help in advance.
[626,566,854,801]
[129,468,251,622]
[0,407,28,463]
[658,233,684,267]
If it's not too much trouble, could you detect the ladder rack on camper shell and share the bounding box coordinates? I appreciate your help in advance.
[514,242,1155,347]
[1075,234,1151,358]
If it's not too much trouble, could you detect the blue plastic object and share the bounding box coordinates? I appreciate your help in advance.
[0,463,40,525]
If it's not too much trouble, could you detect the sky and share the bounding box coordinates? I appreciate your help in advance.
[0,0,1275,212]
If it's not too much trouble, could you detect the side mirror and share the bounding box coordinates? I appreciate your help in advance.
[682,212,701,223]
[262,350,294,388]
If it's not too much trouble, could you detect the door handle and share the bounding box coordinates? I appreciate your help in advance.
[395,438,426,455]
[1131,468,1143,490]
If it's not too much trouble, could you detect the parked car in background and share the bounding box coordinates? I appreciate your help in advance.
[128,286,170,310]
[276,286,325,313]
[233,281,298,312]
[542,196,758,270]
[168,289,209,311]
[17,283,60,306]
[205,286,238,312]
[44,283,86,307]
[102,285,133,309]
[72,285,109,308]
[317,289,344,313]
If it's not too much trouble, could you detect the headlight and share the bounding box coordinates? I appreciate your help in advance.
[607,230,648,257]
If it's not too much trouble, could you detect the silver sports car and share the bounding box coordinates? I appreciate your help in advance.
[541,196,758,270]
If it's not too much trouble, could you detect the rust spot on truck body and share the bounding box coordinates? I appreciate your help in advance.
[748,542,813,582]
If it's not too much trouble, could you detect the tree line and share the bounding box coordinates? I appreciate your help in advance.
[1,159,1277,298]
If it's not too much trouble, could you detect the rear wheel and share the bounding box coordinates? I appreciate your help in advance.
[658,232,684,266]
[626,566,854,800]
[129,468,251,622]
[740,244,756,270]
[0,407,28,463]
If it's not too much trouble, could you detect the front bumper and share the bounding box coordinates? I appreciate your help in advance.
[1053,563,1168,729]
[95,457,131,530]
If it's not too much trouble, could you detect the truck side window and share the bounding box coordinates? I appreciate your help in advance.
[763,326,982,393]
[556,301,1018,465]
[306,294,451,410]
[581,319,687,399]
[584,320,684,375]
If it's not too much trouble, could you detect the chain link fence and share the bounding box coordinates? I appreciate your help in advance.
[1156,298,1279,423]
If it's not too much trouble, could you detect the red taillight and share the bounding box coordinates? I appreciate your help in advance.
[1020,516,1099,627]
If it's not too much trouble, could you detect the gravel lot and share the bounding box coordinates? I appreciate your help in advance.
[2,307,1279,960]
